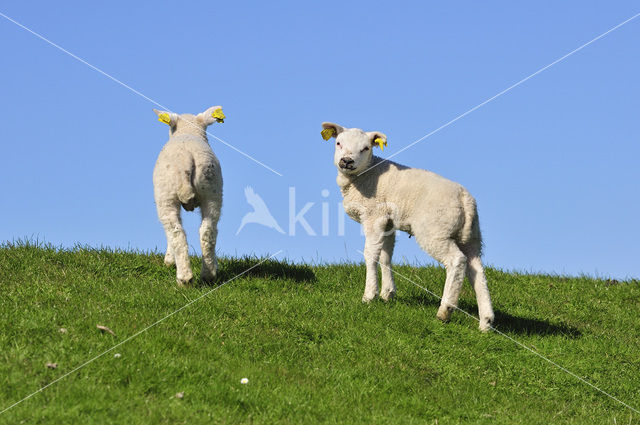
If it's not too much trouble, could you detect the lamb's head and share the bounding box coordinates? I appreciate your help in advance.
[321,122,387,175]
[154,106,225,136]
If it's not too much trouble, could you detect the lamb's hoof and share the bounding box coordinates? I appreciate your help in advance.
[201,270,217,284]
[380,289,396,302]
[436,306,453,322]
[361,294,377,303]
[176,271,193,287]
[479,316,494,333]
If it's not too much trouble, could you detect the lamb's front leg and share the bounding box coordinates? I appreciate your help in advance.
[379,232,396,301]
[163,241,175,267]
[362,222,385,302]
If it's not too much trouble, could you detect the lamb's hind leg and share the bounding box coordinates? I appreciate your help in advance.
[199,200,221,284]
[379,232,396,301]
[418,235,467,322]
[158,203,192,286]
[462,241,494,332]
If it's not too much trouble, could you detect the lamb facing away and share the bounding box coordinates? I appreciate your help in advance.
[321,122,494,331]
[152,106,225,286]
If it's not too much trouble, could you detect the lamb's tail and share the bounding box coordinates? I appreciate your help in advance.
[459,190,480,245]
[177,154,197,211]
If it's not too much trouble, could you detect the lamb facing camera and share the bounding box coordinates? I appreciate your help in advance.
[153,106,224,286]
[322,122,494,331]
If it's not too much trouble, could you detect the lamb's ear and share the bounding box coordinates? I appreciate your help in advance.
[367,131,388,151]
[153,109,178,126]
[321,122,344,140]
[198,106,225,126]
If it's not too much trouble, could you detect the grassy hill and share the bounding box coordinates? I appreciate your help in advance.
[0,242,639,424]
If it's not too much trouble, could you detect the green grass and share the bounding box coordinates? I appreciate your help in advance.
[0,241,639,424]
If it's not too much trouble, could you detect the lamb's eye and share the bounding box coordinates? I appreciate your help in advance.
[336,142,341,147]
[361,146,370,152]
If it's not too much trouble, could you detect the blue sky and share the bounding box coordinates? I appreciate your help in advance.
[1,1,638,279]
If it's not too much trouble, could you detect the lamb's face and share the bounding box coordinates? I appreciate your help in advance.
[333,129,373,174]
[321,122,387,176]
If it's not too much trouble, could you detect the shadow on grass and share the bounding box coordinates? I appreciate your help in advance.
[403,293,581,338]
[491,309,581,338]
[214,257,317,284]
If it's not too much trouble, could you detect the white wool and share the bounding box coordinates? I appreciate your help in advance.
[153,107,223,285]
[323,122,494,331]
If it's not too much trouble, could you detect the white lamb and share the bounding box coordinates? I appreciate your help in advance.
[321,122,494,331]
[152,106,225,286]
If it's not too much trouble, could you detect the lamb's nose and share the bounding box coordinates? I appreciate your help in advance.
[339,157,355,168]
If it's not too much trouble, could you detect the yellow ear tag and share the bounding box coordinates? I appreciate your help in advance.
[321,128,335,141]
[374,137,387,151]
[158,113,171,125]
[211,108,225,123]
